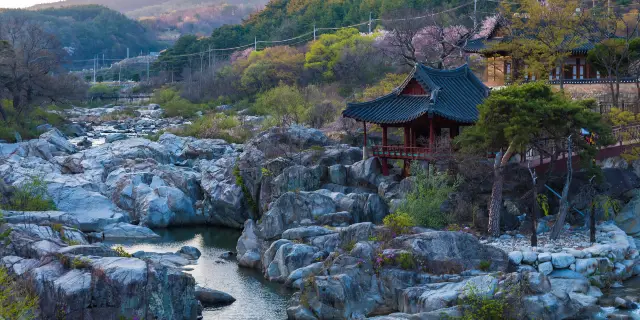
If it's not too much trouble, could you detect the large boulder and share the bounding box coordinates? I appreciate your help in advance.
[237,220,261,269]
[392,231,509,273]
[101,222,160,239]
[40,128,76,154]
[195,286,235,307]
[247,125,328,158]
[259,192,336,240]
[265,242,318,282]
[399,275,498,313]
[199,156,250,228]
[615,189,640,237]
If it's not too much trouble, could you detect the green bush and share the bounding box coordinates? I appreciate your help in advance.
[152,88,206,118]
[0,266,38,319]
[397,252,415,270]
[0,176,56,211]
[88,84,119,100]
[399,165,461,229]
[0,100,68,143]
[173,113,251,143]
[112,245,132,258]
[478,260,491,272]
[71,257,91,269]
[383,212,415,236]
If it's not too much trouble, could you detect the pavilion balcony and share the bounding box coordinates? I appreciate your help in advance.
[370,145,451,161]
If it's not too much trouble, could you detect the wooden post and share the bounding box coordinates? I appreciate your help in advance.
[382,125,389,176]
[403,125,411,177]
[429,117,435,151]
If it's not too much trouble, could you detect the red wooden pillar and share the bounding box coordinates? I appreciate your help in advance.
[381,125,389,176]
[429,117,435,151]
[403,125,411,177]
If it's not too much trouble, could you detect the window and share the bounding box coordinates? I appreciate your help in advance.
[572,65,577,79]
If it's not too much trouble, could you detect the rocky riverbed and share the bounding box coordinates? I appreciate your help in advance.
[1,103,639,319]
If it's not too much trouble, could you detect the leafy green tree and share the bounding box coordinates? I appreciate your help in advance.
[255,84,308,127]
[236,46,305,94]
[305,28,380,83]
[496,0,584,90]
[456,82,612,237]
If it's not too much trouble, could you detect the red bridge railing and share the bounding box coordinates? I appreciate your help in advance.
[371,145,451,161]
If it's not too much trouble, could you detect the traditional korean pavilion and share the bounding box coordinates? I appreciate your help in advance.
[343,64,489,176]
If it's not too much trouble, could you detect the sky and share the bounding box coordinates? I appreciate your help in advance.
[1,0,59,8]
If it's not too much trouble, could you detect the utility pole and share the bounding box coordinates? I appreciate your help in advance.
[118,62,122,84]
[126,48,129,59]
[474,0,478,27]
[313,23,316,41]
[368,12,372,34]
[93,55,96,83]
[102,53,105,68]
[254,36,257,51]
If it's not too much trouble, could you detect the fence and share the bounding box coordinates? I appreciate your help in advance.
[87,94,152,105]
[595,100,640,114]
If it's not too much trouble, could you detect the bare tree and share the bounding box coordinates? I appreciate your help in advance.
[0,15,83,119]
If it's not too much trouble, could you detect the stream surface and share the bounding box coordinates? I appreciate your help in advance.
[108,227,293,320]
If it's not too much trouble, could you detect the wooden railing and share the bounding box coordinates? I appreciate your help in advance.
[371,145,451,161]
[613,123,640,143]
[596,101,640,114]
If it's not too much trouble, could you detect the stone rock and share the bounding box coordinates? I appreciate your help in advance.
[266,243,318,282]
[538,261,553,275]
[101,223,160,239]
[194,285,235,307]
[328,165,347,185]
[199,156,250,229]
[575,258,598,276]
[282,226,337,240]
[178,246,202,260]
[40,128,76,154]
[394,231,509,273]
[614,190,640,237]
[285,262,324,288]
[551,252,576,269]
[106,133,128,143]
[237,220,261,269]
[508,251,523,265]
[260,192,336,240]
[522,251,538,264]
[65,123,87,137]
[399,275,498,313]
[525,272,551,294]
[348,157,382,187]
[538,252,552,262]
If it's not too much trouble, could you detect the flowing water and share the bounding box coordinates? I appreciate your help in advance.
[108,227,293,320]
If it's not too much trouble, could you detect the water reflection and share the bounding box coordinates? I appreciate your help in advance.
[107,226,293,320]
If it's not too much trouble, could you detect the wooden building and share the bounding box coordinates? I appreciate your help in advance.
[342,64,489,176]
[465,21,612,87]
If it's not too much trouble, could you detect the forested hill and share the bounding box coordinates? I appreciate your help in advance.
[206,0,488,49]
[29,0,269,40]
[0,5,160,62]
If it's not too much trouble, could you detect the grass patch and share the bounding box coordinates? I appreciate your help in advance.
[383,212,415,236]
[171,113,251,143]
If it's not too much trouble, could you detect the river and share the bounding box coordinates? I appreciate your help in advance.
[107,227,293,320]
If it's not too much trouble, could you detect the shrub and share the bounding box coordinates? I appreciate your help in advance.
[399,165,461,229]
[0,266,38,319]
[71,257,91,269]
[0,176,56,211]
[113,245,132,258]
[478,260,491,272]
[172,113,250,143]
[397,252,415,270]
[383,212,415,236]
[342,240,356,252]
[254,84,308,127]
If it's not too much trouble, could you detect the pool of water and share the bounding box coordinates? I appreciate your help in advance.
[107,227,293,320]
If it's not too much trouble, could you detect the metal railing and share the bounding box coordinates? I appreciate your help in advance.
[371,145,452,161]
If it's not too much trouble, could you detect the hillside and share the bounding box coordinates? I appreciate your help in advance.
[29,0,269,38]
[0,5,160,63]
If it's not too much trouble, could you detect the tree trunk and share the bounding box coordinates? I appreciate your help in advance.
[550,136,573,240]
[635,78,640,104]
[609,75,617,107]
[531,182,539,247]
[0,101,6,122]
[489,164,504,237]
[590,200,596,243]
[488,145,514,237]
